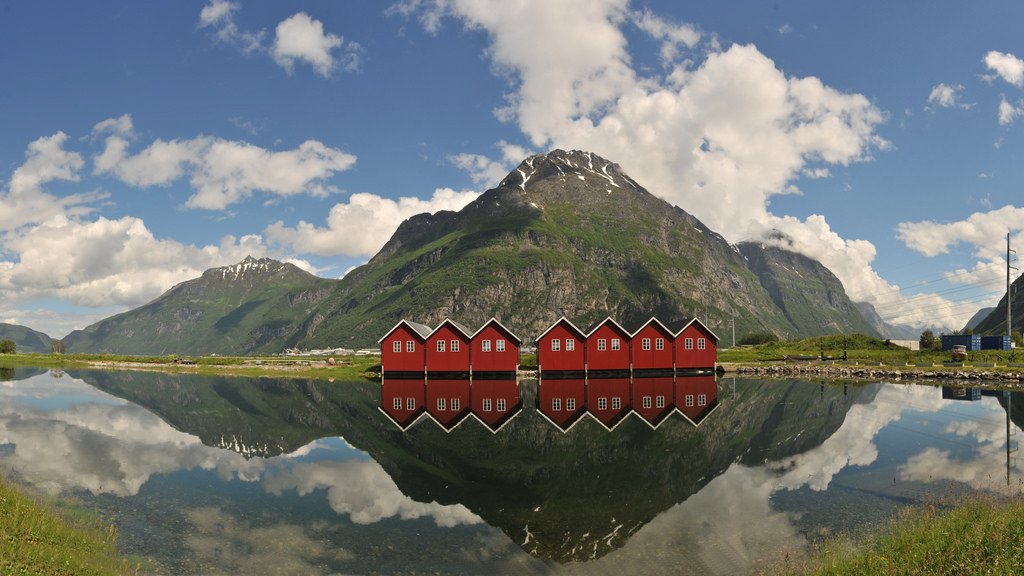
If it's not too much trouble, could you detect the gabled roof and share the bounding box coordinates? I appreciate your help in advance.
[584,316,631,338]
[429,318,474,339]
[675,317,720,343]
[629,317,674,339]
[471,317,523,345]
[377,319,433,343]
[535,316,586,343]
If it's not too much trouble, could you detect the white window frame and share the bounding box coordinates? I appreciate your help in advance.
[642,396,652,409]
[597,338,607,351]
[598,397,608,410]
[496,339,505,352]
[642,338,651,351]
[406,340,415,352]
[552,398,561,411]
[611,338,620,351]
[451,397,460,411]
[392,341,401,353]
[685,394,694,407]
[698,394,707,406]
[451,340,459,352]
[685,338,694,350]
[566,398,576,411]
[697,338,706,350]
[406,398,415,410]
[655,338,664,350]
[656,395,665,408]
[437,398,446,411]
[437,340,446,352]
[497,398,506,411]
[393,397,402,410]
[612,397,621,410]
[566,339,575,351]
[482,340,491,352]
[551,339,561,351]
[483,398,492,412]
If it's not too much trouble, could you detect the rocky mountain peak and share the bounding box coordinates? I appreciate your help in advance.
[201,256,309,284]
[498,149,640,193]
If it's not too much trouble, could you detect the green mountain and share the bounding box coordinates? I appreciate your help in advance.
[64,150,877,354]
[63,257,335,355]
[965,307,996,332]
[973,275,1022,336]
[0,323,53,353]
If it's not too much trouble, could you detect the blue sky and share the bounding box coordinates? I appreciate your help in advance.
[3,0,1024,338]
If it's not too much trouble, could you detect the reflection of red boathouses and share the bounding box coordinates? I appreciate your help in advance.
[470,378,521,432]
[536,377,587,432]
[631,376,675,428]
[675,375,719,426]
[425,378,472,431]
[585,376,631,430]
[379,377,426,430]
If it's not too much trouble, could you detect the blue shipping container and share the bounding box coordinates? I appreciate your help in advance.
[941,334,982,351]
[979,335,1011,351]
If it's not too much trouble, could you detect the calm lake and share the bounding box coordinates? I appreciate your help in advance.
[0,367,1020,574]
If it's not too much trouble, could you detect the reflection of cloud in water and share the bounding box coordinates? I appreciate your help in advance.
[263,460,483,527]
[184,507,352,576]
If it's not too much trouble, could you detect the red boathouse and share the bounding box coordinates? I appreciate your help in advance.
[378,320,433,375]
[470,318,522,374]
[585,317,631,372]
[424,378,471,431]
[470,377,521,432]
[632,376,675,428]
[425,319,473,374]
[536,317,586,374]
[675,318,719,372]
[631,317,675,372]
[585,376,632,430]
[537,377,586,432]
[379,377,426,430]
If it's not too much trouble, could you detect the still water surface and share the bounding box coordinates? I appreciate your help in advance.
[0,367,1020,574]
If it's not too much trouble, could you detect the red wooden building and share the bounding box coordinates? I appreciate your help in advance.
[379,376,426,430]
[425,319,473,374]
[585,376,631,430]
[585,317,631,372]
[536,317,586,373]
[630,317,675,372]
[675,375,719,426]
[470,318,522,374]
[631,376,675,428]
[470,377,521,432]
[378,320,433,375]
[424,377,471,431]
[537,377,586,432]
[675,318,719,372]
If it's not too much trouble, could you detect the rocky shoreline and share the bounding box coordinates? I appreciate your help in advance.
[724,362,1024,386]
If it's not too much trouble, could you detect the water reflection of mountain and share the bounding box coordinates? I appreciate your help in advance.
[0,366,48,381]
[75,370,870,563]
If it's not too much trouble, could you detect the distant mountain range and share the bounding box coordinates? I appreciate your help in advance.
[64,150,883,355]
[0,323,53,353]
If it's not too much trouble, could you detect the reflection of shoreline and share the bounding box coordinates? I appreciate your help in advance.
[724,363,1024,386]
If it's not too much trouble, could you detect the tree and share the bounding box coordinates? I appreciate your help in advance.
[919,330,936,351]
[0,339,16,354]
[51,340,64,354]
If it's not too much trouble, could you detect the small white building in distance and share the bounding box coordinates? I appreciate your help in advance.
[890,340,920,351]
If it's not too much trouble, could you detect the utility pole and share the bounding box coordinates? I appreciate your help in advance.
[1009,232,1017,348]
[730,316,736,348]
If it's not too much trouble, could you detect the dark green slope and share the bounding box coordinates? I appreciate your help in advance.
[62,256,336,355]
[0,323,53,353]
[300,150,869,348]
[739,242,881,337]
[974,275,1022,336]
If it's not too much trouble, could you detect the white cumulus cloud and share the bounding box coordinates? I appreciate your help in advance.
[984,50,1024,87]
[273,12,361,76]
[926,83,970,110]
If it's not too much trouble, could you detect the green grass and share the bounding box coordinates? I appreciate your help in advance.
[0,476,139,575]
[783,494,1024,575]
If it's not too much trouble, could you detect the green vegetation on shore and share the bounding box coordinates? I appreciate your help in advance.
[0,475,138,575]
[0,352,381,381]
[785,494,1024,575]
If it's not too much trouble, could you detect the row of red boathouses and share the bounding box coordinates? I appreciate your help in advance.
[379,316,719,375]
[380,374,718,433]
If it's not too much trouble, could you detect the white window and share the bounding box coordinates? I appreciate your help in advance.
[451,340,459,352]
[482,340,491,352]
[483,398,492,411]
[406,340,415,352]
[685,394,694,407]
[611,338,620,350]
[551,339,561,351]
[406,398,415,410]
[437,340,446,353]
[685,338,694,350]
[393,397,402,410]
[642,338,651,350]
[392,341,401,353]
[698,394,707,406]
[597,338,607,351]
[566,339,575,351]
[496,339,505,352]
[655,338,664,350]
[451,398,460,411]
[612,397,621,409]
[697,338,706,350]
[566,398,576,411]
[642,396,652,409]
[437,398,446,411]
[656,395,665,408]
[497,398,506,411]
[552,398,562,411]
[598,397,608,410]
